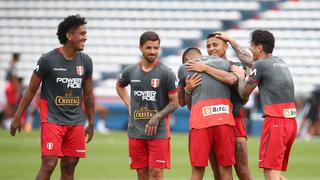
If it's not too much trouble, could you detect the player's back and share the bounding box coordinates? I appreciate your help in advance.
[178,56,235,129]
[191,56,230,104]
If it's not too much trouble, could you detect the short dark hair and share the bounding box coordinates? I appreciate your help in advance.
[139,31,160,46]
[56,14,87,45]
[206,33,218,40]
[250,29,275,54]
[182,47,202,64]
[12,53,20,61]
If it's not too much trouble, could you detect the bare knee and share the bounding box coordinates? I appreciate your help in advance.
[137,168,149,180]
[61,157,79,175]
[41,156,58,173]
[149,167,163,180]
[191,167,205,180]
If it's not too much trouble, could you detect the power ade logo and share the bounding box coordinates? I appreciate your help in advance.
[202,105,229,117]
[56,78,82,88]
[134,91,156,101]
[283,108,296,118]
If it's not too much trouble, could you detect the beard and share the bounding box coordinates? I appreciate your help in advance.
[143,54,157,62]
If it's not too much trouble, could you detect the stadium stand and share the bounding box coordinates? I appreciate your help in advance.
[1,0,319,132]
[0,0,318,96]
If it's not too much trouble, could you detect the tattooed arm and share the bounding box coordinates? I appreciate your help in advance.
[215,32,254,68]
[145,93,179,136]
[231,65,257,103]
[83,77,95,143]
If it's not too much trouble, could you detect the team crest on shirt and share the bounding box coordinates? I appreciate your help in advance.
[151,78,160,88]
[47,142,54,150]
[76,66,84,76]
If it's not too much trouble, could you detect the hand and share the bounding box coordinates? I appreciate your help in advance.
[186,60,206,72]
[10,116,22,136]
[231,65,245,79]
[85,123,94,143]
[185,73,202,92]
[145,114,162,136]
[213,31,232,42]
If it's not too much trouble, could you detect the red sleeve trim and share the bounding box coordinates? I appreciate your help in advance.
[167,89,177,94]
[248,76,259,84]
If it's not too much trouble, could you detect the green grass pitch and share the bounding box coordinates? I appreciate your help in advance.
[0,129,319,179]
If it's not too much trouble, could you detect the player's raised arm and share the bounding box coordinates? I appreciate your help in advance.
[231,65,257,103]
[215,32,254,68]
[10,72,42,136]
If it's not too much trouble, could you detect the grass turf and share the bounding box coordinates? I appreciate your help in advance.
[0,129,319,179]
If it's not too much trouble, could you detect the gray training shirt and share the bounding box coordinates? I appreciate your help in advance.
[118,61,177,139]
[35,48,93,125]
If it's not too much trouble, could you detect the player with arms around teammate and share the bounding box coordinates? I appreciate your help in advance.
[178,47,237,180]
[10,15,94,180]
[186,32,253,180]
[116,31,179,180]
[231,30,297,180]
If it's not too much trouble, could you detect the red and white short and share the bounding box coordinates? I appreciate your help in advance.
[41,122,86,158]
[189,125,235,167]
[259,116,297,171]
[128,137,170,169]
[234,109,247,138]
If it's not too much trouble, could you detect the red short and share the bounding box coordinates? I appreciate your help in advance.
[41,122,86,158]
[259,116,297,171]
[234,112,247,138]
[189,125,235,167]
[128,137,170,169]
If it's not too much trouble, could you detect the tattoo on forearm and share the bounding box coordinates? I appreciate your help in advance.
[238,77,256,101]
[230,41,254,68]
[157,101,178,118]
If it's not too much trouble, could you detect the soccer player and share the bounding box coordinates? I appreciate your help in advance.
[231,29,297,180]
[186,32,253,180]
[178,47,237,180]
[10,15,94,180]
[116,31,179,180]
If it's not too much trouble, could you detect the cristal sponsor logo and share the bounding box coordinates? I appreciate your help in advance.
[202,105,229,116]
[155,160,166,164]
[53,68,67,71]
[131,79,141,83]
[55,95,80,106]
[134,91,156,101]
[47,142,53,150]
[56,78,82,88]
[283,108,296,118]
[134,107,157,120]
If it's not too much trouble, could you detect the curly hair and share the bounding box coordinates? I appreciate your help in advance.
[56,14,87,44]
[250,29,275,54]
